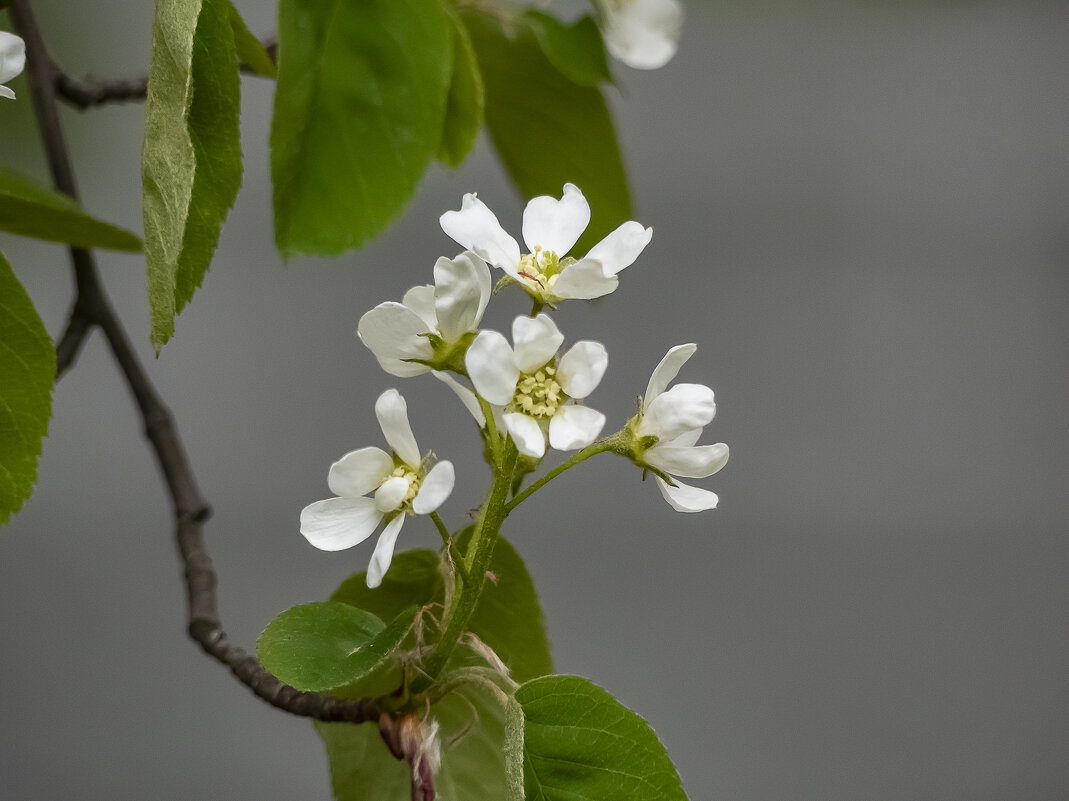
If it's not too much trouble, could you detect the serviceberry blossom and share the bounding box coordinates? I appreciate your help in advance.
[633,344,728,511]
[594,0,684,70]
[358,251,491,377]
[440,183,652,307]
[0,32,26,100]
[300,389,454,587]
[465,313,608,459]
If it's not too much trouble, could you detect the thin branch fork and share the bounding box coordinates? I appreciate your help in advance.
[9,0,377,725]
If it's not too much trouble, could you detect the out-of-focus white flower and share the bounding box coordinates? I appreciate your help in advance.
[440,183,652,306]
[594,0,684,70]
[465,313,608,459]
[358,251,492,377]
[633,344,728,511]
[300,389,454,587]
[0,32,26,100]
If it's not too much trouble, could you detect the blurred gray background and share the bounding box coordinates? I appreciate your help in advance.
[2,1,1068,799]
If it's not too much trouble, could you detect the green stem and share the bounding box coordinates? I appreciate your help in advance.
[412,441,518,692]
[429,511,450,545]
[505,431,625,514]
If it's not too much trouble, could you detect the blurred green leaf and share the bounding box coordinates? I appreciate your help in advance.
[522,11,613,88]
[142,0,243,352]
[317,684,507,800]
[0,167,141,251]
[227,0,276,78]
[438,9,484,168]
[271,0,453,258]
[0,251,54,527]
[257,602,420,692]
[462,8,631,254]
[510,675,690,801]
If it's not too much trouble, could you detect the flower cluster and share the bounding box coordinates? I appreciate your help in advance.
[0,32,26,100]
[301,184,727,586]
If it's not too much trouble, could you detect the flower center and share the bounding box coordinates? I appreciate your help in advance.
[512,362,564,419]
[391,465,422,507]
[516,246,568,295]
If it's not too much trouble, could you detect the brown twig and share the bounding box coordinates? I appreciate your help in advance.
[9,0,377,726]
[54,42,276,110]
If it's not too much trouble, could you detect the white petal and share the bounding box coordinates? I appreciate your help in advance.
[663,427,703,448]
[645,343,697,401]
[521,184,590,256]
[503,413,546,459]
[0,32,26,85]
[357,302,434,377]
[466,330,520,406]
[432,371,485,426]
[639,383,716,442]
[374,389,422,467]
[549,405,606,451]
[440,193,521,271]
[512,313,563,373]
[645,443,729,479]
[366,515,406,588]
[602,0,683,70]
[655,476,719,512]
[433,253,489,341]
[551,259,619,300]
[300,497,383,552]
[327,446,394,498]
[401,285,438,330]
[584,221,653,276]
[556,340,608,400]
[412,461,455,514]
[374,475,410,513]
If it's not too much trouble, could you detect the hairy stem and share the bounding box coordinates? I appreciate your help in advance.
[413,441,518,692]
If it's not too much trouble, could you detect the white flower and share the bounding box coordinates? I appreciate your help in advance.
[634,344,728,512]
[595,0,684,70]
[0,32,26,100]
[440,183,652,306]
[357,251,491,377]
[300,389,455,588]
[465,313,608,458]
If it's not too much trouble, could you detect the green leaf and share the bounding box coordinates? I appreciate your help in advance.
[511,675,689,801]
[522,11,613,88]
[0,252,54,527]
[438,10,484,168]
[331,536,552,684]
[271,0,453,258]
[227,0,276,78]
[317,684,508,801]
[462,8,631,255]
[142,0,243,352]
[0,167,142,252]
[257,602,417,692]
